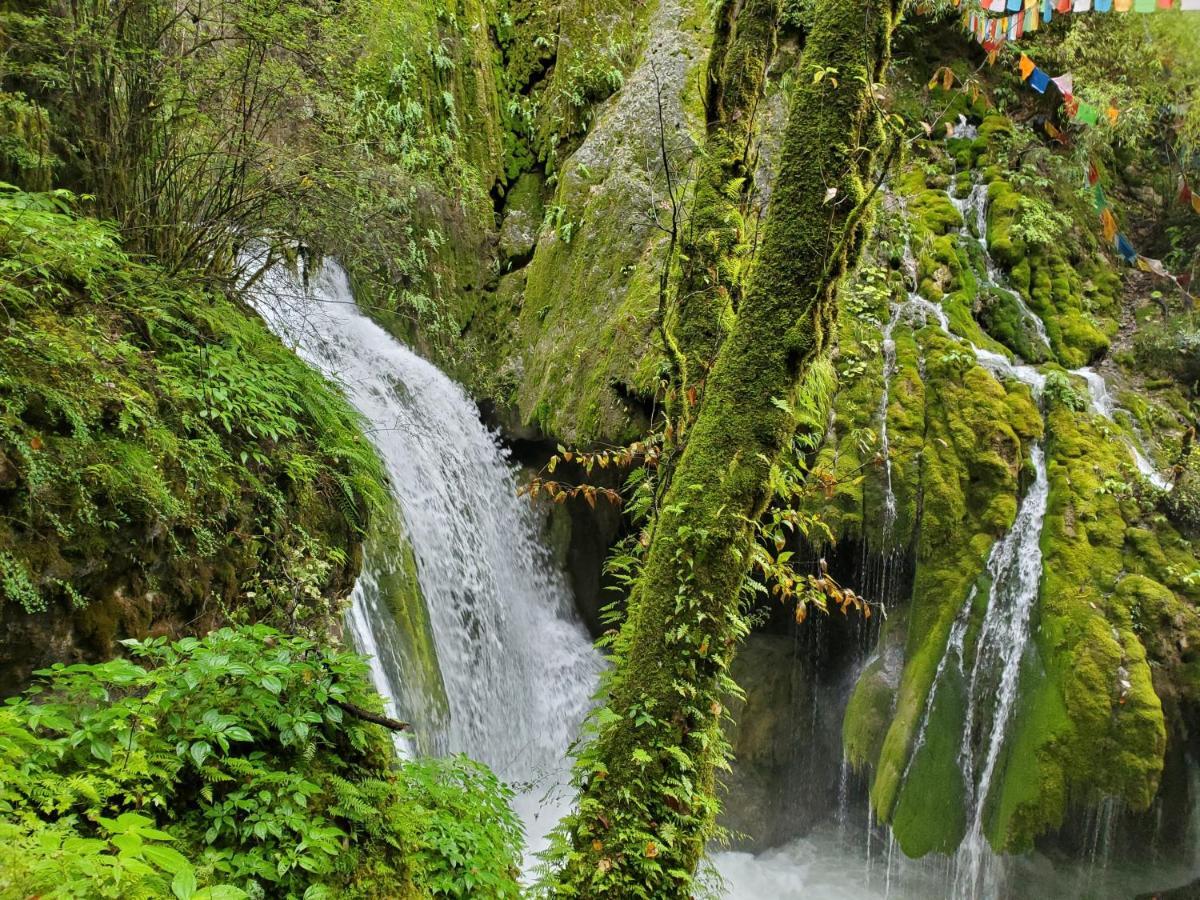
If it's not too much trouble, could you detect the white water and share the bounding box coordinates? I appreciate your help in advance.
[249,259,603,858]
[953,441,1049,897]
[950,183,1050,356]
[1073,366,1172,490]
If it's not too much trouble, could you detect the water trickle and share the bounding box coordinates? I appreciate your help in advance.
[899,589,974,790]
[250,259,603,856]
[950,182,1050,357]
[953,441,1050,898]
[1073,367,1172,490]
[952,115,979,141]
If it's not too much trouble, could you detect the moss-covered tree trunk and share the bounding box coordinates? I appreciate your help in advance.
[668,0,780,380]
[552,1,903,894]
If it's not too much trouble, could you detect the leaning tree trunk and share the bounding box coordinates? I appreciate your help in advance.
[552,1,904,895]
[667,0,779,383]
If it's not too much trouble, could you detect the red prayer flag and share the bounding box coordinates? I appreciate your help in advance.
[1088,162,1100,186]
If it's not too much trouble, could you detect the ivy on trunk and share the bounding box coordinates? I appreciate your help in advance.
[547,1,906,895]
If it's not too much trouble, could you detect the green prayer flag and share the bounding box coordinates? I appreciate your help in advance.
[1075,102,1100,126]
[1094,184,1107,210]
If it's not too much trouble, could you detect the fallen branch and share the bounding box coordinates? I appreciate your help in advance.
[333,699,409,732]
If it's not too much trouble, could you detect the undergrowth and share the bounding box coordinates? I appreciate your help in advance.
[0,625,523,898]
[0,185,384,629]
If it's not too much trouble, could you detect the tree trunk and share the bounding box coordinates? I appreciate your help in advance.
[668,0,780,382]
[552,1,904,894]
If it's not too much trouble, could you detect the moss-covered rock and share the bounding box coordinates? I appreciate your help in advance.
[512,0,711,445]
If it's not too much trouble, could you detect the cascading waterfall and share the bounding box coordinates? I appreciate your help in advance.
[249,258,603,856]
[1072,366,1171,490]
[951,182,1050,355]
[951,442,1049,897]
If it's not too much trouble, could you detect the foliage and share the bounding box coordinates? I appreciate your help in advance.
[1042,370,1087,412]
[1134,313,1200,389]
[0,185,383,624]
[0,625,523,899]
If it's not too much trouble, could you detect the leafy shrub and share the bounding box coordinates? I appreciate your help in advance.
[1042,370,1087,412]
[0,626,524,898]
[0,186,383,624]
[1134,315,1200,389]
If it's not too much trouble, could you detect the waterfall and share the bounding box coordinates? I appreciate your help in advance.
[952,442,1049,897]
[1073,366,1172,490]
[249,258,603,856]
[950,183,1050,356]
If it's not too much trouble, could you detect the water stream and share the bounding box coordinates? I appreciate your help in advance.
[249,258,603,857]
[950,182,1050,355]
[1073,366,1171,490]
[952,442,1049,897]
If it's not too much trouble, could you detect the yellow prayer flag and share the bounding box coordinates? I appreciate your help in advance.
[1106,106,1119,126]
[1019,54,1036,81]
[1101,208,1118,242]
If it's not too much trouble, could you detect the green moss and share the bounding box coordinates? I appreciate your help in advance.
[984,178,1114,368]
[512,0,713,445]
[985,406,1166,852]
[0,189,382,676]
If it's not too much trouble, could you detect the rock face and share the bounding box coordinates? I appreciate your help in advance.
[511,0,710,445]
[370,7,1200,869]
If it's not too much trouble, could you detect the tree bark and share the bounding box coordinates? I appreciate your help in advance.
[552,1,904,894]
[668,0,780,382]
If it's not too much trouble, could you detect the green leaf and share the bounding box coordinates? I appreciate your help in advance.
[260,675,282,694]
[114,812,154,832]
[172,868,198,900]
[190,741,212,767]
[144,844,191,874]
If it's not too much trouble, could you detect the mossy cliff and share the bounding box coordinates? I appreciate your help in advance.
[353,2,1200,871]
[827,101,1200,860]
[0,191,386,692]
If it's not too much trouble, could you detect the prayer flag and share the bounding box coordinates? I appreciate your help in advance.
[1115,234,1137,263]
[1106,105,1119,125]
[1009,0,1024,9]
[1094,184,1107,210]
[1019,54,1036,79]
[1180,182,1194,206]
[1027,7,1040,29]
[1114,0,1133,9]
[1074,102,1100,125]
[1182,0,1200,9]
[1088,162,1100,185]
[1029,68,1051,93]
[1140,256,1171,277]
[1134,0,1155,10]
[1192,192,1200,215]
[1008,15,1020,37]
[1044,0,1054,19]
[1159,0,1174,7]
[1064,97,1080,117]
[1074,0,1091,9]
[1045,121,1066,143]
[1051,74,1074,96]
[1101,208,1118,241]
[1057,0,1071,10]
[1095,0,1113,8]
